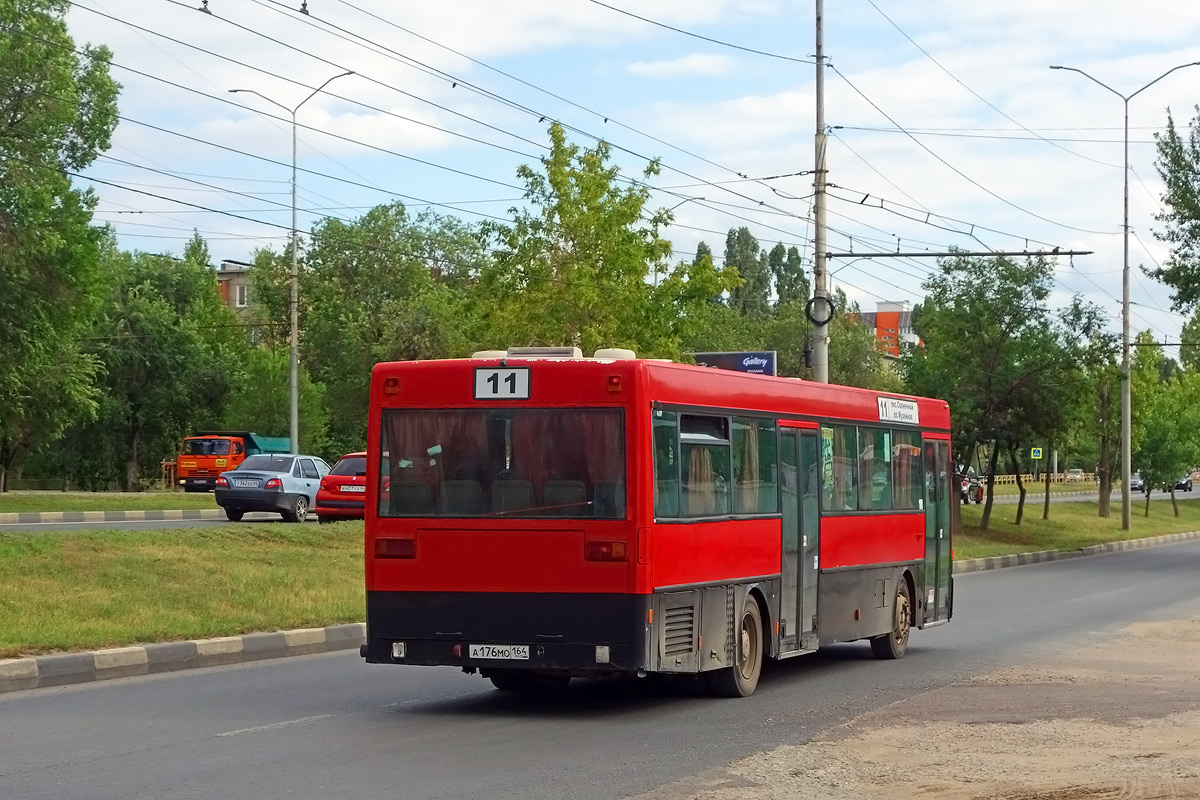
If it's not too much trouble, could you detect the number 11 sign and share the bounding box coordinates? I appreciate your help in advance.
[474,367,531,400]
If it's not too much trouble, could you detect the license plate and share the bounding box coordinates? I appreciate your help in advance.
[341,484,366,493]
[469,644,529,660]
[233,479,257,488]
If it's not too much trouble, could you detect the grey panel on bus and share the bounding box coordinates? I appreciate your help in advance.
[654,591,699,672]
[699,585,734,672]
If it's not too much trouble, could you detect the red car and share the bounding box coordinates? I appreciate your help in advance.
[315,452,368,523]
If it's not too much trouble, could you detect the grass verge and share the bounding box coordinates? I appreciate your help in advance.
[958,496,1200,559]
[0,491,218,513]
[3,501,1195,659]
[0,521,363,659]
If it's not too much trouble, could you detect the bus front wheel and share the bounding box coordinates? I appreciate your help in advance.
[709,597,764,697]
[870,584,912,659]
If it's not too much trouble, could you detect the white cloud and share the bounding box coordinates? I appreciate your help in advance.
[627,53,736,79]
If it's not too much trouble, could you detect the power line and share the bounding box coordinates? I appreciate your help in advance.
[864,0,1121,169]
[580,0,814,63]
[829,64,1117,236]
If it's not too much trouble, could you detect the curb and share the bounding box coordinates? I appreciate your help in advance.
[0,509,226,524]
[952,529,1200,574]
[0,623,365,694]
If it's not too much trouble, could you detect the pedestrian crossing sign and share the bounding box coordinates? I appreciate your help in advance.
[1031,447,1043,459]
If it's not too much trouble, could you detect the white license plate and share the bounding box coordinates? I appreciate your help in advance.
[341,484,366,493]
[469,644,529,660]
[233,479,258,488]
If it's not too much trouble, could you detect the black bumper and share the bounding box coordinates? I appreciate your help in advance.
[363,591,650,674]
[182,477,216,490]
[214,488,295,513]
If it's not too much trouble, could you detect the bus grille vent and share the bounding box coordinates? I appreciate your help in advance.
[663,605,695,656]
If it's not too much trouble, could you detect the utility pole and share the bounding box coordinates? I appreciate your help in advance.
[811,0,830,383]
[229,71,353,454]
[1050,60,1200,531]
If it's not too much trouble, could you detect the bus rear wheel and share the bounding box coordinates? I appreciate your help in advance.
[709,597,763,697]
[870,583,912,659]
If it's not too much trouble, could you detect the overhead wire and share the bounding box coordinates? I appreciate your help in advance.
[829,64,1117,236]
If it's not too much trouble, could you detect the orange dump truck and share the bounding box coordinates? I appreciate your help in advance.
[176,431,291,491]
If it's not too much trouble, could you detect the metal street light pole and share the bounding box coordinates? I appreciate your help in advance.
[1050,61,1200,531]
[229,71,353,454]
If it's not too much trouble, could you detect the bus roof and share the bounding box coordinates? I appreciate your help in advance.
[371,354,950,431]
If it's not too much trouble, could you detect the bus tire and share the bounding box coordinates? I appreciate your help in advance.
[709,597,764,697]
[224,507,244,522]
[870,583,912,659]
[488,670,526,691]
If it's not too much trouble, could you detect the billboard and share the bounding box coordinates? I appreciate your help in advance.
[693,351,777,376]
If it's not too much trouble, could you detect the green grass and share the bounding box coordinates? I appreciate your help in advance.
[0,491,218,513]
[3,499,1194,659]
[957,496,1200,559]
[0,521,364,659]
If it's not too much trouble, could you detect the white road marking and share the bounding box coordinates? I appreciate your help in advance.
[217,714,334,737]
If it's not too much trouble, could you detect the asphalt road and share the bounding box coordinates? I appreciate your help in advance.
[3,541,1199,800]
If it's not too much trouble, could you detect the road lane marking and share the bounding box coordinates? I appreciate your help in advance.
[217,714,334,737]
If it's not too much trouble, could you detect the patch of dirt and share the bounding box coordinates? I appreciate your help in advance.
[635,618,1200,800]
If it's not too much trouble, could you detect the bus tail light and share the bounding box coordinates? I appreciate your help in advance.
[215,476,228,487]
[585,540,627,561]
[376,537,416,559]
[384,376,401,395]
[606,375,622,392]
[264,478,283,490]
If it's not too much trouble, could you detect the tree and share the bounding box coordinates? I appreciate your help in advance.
[770,243,809,306]
[0,0,120,489]
[724,227,768,316]
[299,203,481,455]
[76,233,242,490]
[903,254,1084,529]
[1148,107,1200,311]
[1131,334,1200,516]
[479,123,672,356]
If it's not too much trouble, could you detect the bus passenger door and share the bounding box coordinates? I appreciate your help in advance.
[922,440,952,623]
[779,429,819,654]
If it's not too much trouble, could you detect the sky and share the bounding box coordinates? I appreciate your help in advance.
[66,0,1200,358]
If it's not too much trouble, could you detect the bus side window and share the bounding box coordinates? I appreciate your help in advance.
[732,416,778,514]
[653,411,680,517]
[821,424,859,512]
[892,431,921,509]
[233,441,243,455]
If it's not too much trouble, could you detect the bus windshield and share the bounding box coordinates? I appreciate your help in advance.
[182,438,231,456]
[378,408,625,519]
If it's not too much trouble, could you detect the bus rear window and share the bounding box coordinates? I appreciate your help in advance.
[378,408,625,519]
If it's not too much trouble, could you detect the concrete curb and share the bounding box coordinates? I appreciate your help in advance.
[0,509,226,524]
[952,529,1200,574]
[0,623,364,694]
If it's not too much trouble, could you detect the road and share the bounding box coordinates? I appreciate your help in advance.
[2,541,1199,800]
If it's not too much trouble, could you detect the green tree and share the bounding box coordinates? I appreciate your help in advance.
[479,123,672,355]
[904,254,1083,529]
[724,227,768,316]
[769,243,809,306]
[1148,107,1200,310]
[299,203,481,455]
[1131,334,1200,516]
[0,0,120,490]
[76,234,242,490]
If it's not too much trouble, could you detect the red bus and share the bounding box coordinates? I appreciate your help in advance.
[361,347,954,696]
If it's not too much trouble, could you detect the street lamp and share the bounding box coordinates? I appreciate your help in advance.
[1050,60,1200,531]
[230,71,353,454]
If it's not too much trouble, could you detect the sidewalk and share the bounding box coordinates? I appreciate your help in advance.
[2,531,1198,695]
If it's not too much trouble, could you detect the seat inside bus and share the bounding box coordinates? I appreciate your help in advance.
[543,480,587,516]
[441,480,484,515]
[492,480,536,514]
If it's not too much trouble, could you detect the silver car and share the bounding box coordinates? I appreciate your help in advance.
[214,454,331,522]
